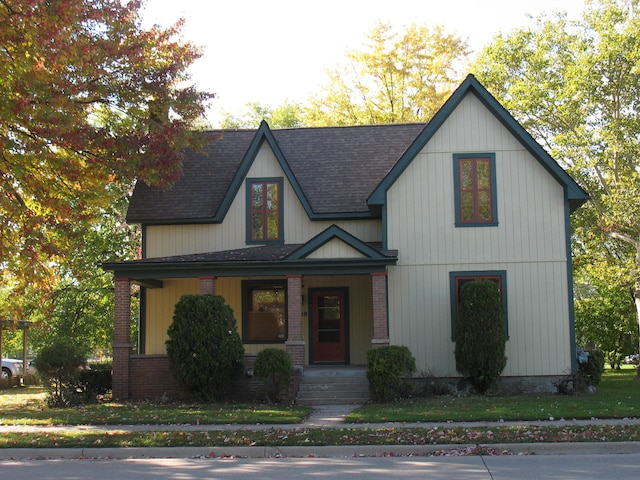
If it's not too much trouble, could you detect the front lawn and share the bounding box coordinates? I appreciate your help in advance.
[347,367,640,423]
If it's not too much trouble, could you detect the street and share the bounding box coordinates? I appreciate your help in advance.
[1,453,639,479]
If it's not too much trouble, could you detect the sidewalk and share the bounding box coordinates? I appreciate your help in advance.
[1,405,639,459]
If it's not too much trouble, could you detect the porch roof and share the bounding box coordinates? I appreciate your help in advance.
[101,242,398,286]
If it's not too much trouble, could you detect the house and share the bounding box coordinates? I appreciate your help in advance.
[102,75,589,400]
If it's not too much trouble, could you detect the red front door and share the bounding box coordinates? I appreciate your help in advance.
[311,290,347,363]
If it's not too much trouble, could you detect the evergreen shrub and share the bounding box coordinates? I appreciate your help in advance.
[454,280,507,393]
[254,348,293,403]
[366,345,416,401]
[166,294,244,400]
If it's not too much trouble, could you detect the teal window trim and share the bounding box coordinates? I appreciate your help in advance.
[453,153,498,227]
[242,279,288,344]
[246,177,284,244]
[449,270,508,340]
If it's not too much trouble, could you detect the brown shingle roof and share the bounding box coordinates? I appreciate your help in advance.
[126,123,426,223]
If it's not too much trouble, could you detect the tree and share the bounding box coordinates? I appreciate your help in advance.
[304,22,470,126]
[455,281,507,393]
[166,295,244,400]
[473,0,640,376]
[219,101,304,129]
[0,0,212,300]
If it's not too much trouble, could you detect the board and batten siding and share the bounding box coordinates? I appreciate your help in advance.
[386,92,572,377]
[144,144,382,258]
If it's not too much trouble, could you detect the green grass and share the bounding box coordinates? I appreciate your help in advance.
[0,387,310,426]
[347,367,640,423]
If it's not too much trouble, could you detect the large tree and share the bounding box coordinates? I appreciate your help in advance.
[0,0,212,302]
[473,0,640,370]
[305,22,470,126]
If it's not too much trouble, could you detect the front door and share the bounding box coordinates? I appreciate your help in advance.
[311,289,347,363]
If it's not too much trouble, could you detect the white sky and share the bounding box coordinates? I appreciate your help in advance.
[141,0,587,125]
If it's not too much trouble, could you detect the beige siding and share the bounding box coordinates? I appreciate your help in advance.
[145,144,382,258]
[306,238,367,259]
[386,92,572,376]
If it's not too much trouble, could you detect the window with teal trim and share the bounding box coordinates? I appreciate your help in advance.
[449,271,508,340]
[453,154,497,226]
[247,178,283,243]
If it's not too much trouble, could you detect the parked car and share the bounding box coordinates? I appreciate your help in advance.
[2,358,24,379]
[624,354,640,365]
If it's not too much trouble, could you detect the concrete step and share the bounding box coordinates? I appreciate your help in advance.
[296,367,370,406]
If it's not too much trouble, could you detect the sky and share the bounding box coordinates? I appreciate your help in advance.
[141,0,588,125]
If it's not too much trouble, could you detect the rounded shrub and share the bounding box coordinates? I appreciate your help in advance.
[454,280,507,394]
[366,345,416,401]
[579,348,605,386]
[33,340,87,407]
[254,348,293,403]
[166,294,244,400]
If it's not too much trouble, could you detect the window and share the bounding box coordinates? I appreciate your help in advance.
[449,271,507,339]
[247,178,283,243]
[242,280,287,343]
[453,153,497,226]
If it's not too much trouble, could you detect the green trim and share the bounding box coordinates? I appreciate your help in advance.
[449,270,508,340]
[368,75,589,212]
[565,202,578,373]
[245,177,284,244]
[288,225,387,260]
[452,153,498,227]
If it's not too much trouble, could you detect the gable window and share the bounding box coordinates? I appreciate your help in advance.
[247,178,283,243]
[453,153,498,226]
[242,280,287,343]
[449,271,508,339]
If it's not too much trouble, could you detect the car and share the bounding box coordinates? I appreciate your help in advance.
[2,358,25,379]
[624,354,639,365]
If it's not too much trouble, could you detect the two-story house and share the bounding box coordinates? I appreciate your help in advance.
[103,75,589,400]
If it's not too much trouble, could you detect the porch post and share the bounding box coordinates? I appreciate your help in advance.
[285,274,305,367]
[113,277,132,400]
[371,271,390,347]
[199,276,217,295]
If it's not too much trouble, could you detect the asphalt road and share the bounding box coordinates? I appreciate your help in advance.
[1,453,639,479]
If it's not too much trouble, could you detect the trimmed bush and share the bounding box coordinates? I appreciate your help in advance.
[33,340,87,407]
[254,348,293,403]
[166,294,244,400]
[367,345,416,401]
[579,348,605,386]
[454,280,507,394]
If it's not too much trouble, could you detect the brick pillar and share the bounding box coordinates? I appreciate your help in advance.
[285,274,305,367]
[113,278,132,400]
[199,276,217,295]
[371,271,390,347]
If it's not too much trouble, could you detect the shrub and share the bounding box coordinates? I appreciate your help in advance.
[166,294,244,400]
[77,368,112,402]
[32,340,87,407]
[454,280,507,394]
[579,348,605,386]
[254,348,293,403]
[367,345,416,401]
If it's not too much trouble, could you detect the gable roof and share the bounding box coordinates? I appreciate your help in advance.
[127,122,426,224]
[127,75,589,225]
[368,74,590,212]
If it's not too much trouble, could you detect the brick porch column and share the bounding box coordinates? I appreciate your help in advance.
[113,278,132,400]
[371,271,390,347]
[199,276,217,295]
[285,274,305,367]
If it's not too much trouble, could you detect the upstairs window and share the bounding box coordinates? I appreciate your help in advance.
[247,178,283,243]
[453,153,498,226]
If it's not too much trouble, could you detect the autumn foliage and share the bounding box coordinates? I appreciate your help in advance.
[0,0,212,294]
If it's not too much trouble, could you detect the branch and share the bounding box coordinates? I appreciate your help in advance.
[608,231,640,264]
